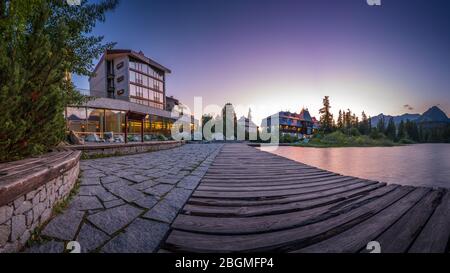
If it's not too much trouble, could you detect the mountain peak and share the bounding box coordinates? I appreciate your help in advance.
[418,106,449,123]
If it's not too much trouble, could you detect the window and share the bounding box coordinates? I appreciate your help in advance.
[117,75,124,83]
[116,62,124,70]
[130,84,136,96]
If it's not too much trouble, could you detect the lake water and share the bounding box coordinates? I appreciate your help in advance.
[261,144,450,189]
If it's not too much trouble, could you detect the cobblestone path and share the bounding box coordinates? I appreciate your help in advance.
[24,144,223,253]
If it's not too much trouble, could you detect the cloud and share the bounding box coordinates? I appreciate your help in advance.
[403,104,414,111]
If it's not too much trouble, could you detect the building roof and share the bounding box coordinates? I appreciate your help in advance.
[92,49,171,76]
[298,109,312,122]
[80,97,176,119]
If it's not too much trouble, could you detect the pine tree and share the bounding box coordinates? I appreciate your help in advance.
[319,96,333,133]
[337,110,343,129]
[397,120,406,140]
[386,117,396,140]
[0,0,117,162]
[377,117,385,133]
[359,111,369,135]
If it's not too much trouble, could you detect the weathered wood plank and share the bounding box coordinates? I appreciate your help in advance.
[192,180,374,199]
[174,184,400,234]
[360,190,443,253]
[164,186,414,252]
[198,177,361,192]
[294,187,430,253]
[408,191,450,253]
[183,183,389,217]
[199,174,347,188]
[188,181,385,207]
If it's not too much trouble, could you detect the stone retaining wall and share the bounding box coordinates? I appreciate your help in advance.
[0,151,81,253]
[70,141,184,158]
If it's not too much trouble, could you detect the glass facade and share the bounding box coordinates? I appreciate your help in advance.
[66,106,175,143]
[128,58,165,110]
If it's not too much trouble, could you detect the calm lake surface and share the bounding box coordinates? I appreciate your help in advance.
[261,144,450,189]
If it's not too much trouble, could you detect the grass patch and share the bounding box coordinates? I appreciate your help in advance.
[292,131,401,148]
[80,151,125,160]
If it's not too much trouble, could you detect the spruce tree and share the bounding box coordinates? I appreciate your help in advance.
[397,120,406,140]
[337,110,343,129]
[386,117,396,140]
[319,96,333,133]
[0,0,117,162]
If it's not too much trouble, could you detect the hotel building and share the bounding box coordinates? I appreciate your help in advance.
[262,108,317,138]
[65,49,191,143]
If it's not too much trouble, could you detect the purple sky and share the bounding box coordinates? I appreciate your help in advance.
[74,0,450,124]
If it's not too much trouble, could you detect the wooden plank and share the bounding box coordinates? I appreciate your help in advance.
[188,181,384,207]
[293,187,430,253]
[192,179,373,199]
[0,151,80,207]
[198,177,361,192]
[164,186,414,252]
[201,173,342,184]
[408,191,450,253]
[360,189,443,253]
[199,174,346,188]
[183,183,389,217]
[0,151,73,178]
[174,184,400,234]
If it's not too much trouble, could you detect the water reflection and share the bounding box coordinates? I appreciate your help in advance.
[262,144,450,189]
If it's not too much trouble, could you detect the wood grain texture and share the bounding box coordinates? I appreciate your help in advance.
[162,144,449,253]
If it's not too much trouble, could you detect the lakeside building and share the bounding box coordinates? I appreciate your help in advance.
[65,49,193,143]
[262,108,318,138]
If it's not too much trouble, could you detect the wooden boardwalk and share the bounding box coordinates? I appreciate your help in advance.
[162,144,450,253]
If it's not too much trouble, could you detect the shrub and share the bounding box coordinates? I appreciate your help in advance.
[398,138,415,144]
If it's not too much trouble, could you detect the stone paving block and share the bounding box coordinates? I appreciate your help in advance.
[83,170,105,178]
[25,241,64,253]
[127,174,150,183]
[103,179,130,190]
[42,210,84,241]
[78,185,105,196]
[68,196,104,211]
[87,204,142,235]
[177,176,202,190]
[155,176,181,185]
[165,188,192,210]
[103,199,125,209]
[96,191,118,202]
[80,177,101,186]
[133,195,159,209]
[101,218,170,253]
[142,200,179,224]
[76,223,110,253]
[131,180,157,191]
[144,184,174,197]
[101,175,123,184]
[108,185,146,203]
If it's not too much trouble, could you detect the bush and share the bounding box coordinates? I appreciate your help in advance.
[321,131,347,144]
[156,134,168,141]
[370,130,385,140]
[280,134,299,143]
[350,128,361,136]
[398,138,415,144]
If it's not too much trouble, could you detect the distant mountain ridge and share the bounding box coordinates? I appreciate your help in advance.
[371,106,449,127]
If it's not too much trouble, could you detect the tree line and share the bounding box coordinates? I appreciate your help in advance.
[319,96,450,143]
